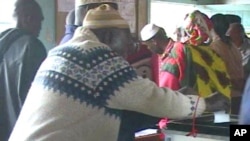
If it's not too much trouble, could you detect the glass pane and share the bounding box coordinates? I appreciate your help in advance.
[0,0,16,32]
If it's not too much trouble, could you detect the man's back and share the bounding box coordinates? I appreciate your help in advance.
[0,28,46,141]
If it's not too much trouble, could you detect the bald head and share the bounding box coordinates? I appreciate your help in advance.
[13,0,44,37]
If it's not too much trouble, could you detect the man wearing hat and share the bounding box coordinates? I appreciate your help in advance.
[9,4,229,141]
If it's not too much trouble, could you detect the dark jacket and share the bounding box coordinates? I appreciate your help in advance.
[0,28,47,141]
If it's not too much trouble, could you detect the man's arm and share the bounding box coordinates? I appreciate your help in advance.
[107,76,229,119]
[106,77,205,119]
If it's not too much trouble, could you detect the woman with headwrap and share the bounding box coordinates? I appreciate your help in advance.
[140,10,231,101]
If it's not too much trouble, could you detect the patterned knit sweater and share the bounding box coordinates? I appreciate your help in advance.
[9,28,206,141]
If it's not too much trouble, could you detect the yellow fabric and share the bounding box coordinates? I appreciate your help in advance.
[187,45,231,99]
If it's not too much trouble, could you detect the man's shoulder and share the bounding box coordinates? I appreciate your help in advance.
[10,29,44,46]
[0,28,39,42]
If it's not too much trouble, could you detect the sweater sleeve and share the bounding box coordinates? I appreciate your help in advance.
[106,77,206,119]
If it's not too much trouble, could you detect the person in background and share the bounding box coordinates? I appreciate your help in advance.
[225,14,242,24]
[9,4,229,141]
[0,0,47,140]
[239,74,250,124]
[210,13,244,114]
[140,11,231,100]
[59,9,78,45]
[210,14,244,93]
[226,23,250,82]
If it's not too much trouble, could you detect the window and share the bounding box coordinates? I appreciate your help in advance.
[150,1,197,40]
[0,0,16,32]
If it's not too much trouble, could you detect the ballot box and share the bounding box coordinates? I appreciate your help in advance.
[135,128,164,141]
[135,133,163,141]
[162,113,238,141]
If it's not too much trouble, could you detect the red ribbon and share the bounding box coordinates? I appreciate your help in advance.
[186,96,200,137]
[157,118,169,140]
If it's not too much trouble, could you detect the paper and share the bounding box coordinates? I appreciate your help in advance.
[134,129,158,137]
[214,111,230,123]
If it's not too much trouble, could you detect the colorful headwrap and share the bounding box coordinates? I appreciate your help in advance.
[182,10,213,46]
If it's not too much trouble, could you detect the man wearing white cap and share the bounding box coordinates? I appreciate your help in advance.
[9,4,229,141]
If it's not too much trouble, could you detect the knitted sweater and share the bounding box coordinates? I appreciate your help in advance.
[9,28,206,141]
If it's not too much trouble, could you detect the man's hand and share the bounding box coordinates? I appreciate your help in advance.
[204,92,230,113]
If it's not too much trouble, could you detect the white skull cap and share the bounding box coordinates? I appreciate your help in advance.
[140,23,160,41]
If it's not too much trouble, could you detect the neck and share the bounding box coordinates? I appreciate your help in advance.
[161,38,171,52]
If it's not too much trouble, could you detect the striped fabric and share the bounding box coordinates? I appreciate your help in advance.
[75,0,116,7]
[82,4,129,29]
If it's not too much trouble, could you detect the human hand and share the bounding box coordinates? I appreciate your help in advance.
[204,92,230,113]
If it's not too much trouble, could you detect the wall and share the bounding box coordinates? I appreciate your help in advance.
[150,2,197,39]
[37,0,56,51]
[0,0,15,32]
